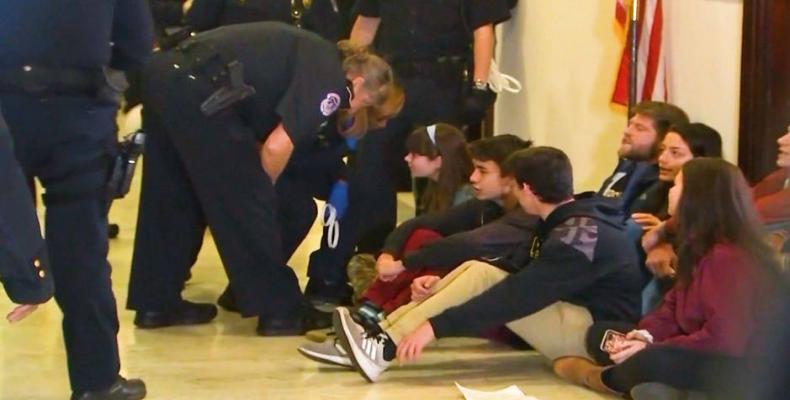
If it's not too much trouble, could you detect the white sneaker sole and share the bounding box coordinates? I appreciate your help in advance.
[297,345,353,368]
[334,308,384,383]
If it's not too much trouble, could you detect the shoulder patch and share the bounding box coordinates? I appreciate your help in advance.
[551,217,599,262]
[320,92,341,116]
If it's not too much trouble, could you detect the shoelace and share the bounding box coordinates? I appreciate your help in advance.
[487,58,522,94]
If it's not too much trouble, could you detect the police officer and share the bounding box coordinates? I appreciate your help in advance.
[156,0,357,316]
[303,0,513,305]
[185,0,353,41]
[127,22,403,335]
[0,1,153,399]
[0,104,54,324]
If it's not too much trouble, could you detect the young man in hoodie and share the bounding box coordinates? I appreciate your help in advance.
[327,146,643,382]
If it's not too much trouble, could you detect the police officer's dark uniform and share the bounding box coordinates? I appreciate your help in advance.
[0,1,153,398]
[186,0,293,31]
[186,0,354,41]
[128,22,353,335]
[303,0,512,304]
[0,104,54,311]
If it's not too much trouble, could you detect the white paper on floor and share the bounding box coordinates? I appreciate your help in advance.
[455,382,540,400]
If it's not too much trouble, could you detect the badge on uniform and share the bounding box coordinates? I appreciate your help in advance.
[320,93,341,116]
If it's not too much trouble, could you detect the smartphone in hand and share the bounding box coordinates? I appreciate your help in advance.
[600,329,627,353]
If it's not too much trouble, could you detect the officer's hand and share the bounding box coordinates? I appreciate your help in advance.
[7,304,39,323]
[463,85,497,125]
[326,180,349,220]
[345,137,358,151]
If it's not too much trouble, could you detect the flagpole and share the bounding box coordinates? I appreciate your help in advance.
[627,0,640,116]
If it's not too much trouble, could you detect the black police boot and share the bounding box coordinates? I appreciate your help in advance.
[256,303,333,337]
[304,279,353,310]
[216,285,240,313]
[133,300,217,329]
[71,376,146,400]
[256,316,304,337]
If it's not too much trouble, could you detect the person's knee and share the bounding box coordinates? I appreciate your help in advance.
[463,261,508,285]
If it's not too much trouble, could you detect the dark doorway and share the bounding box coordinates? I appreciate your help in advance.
[739,0,790,183]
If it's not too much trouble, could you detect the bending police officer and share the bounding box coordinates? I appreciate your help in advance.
[304,0,513,306]
[127,22,403,336]
[0,1,153,399]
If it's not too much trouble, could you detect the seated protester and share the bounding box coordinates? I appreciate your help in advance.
[316,147,642,382]
[755,125,790,255]
[358,134,533,315]
[298,135,534,359]
[636,123,722,313]
[406,123,474,216]
[643,124,790,278]
[598,101,689,215]
[631,123,722,231]
[554,158,781,398]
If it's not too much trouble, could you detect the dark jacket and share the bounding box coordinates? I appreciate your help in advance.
[381,199,538,270]
[0,105,53,304]
[430,193,643,338]
[0,0,153,71]
[598,158,659,214]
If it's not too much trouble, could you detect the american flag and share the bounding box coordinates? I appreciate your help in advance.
[612,0,668,105]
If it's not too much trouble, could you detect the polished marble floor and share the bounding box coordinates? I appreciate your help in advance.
[0,111,613,399]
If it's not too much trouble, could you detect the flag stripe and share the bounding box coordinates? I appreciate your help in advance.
[611,0,668,105]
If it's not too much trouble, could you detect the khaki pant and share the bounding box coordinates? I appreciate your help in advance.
[380,260,593,360]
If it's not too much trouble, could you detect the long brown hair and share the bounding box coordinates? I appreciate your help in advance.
[406,123,472,213]
[337,40,404,135]
[675,158,780,285]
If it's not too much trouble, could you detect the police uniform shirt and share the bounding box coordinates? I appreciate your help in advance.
[0,106,53,305]
[355,0,512,61]
[0,0,153,71]
[197,22,349,147]
[186,0,293,32]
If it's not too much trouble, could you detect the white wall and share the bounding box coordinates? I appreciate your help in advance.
[494,0,743,192]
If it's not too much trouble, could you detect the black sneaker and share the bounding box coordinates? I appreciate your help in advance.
[133,300,217,329]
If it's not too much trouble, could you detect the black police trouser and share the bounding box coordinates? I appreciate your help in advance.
[306,73,464,287]
[0,94,121,393]
[127,51,304,319]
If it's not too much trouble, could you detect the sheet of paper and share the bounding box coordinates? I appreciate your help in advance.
[455,382,540,400]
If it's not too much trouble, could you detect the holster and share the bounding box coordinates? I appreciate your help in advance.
[175,39,256,117]
[107,130,146,199]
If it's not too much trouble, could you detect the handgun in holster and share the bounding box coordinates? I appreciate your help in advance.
[158,26,196,50]
[199,60,256,117]
[108,130,146,199]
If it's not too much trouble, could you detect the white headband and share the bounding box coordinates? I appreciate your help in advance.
[426,124,437,145]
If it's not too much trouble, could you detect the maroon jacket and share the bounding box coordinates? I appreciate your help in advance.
[753,168,790,224]
[638,244,764,356]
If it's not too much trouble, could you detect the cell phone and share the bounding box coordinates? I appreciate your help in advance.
[600,329,627,353]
